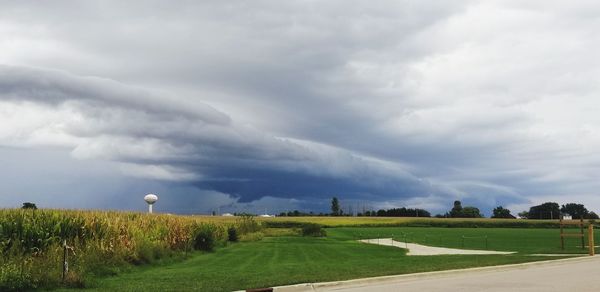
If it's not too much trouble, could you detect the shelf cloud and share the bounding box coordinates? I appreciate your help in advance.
[2,1,600,215]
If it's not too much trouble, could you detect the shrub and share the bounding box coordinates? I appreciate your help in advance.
[301,223,326,237]
[193,223,220,251]
[235,215,262,234]
[0,261,35,292]
[227,227,238,242]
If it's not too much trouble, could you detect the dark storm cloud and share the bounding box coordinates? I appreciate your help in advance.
[0,65,444,211]
[2,1,600,214]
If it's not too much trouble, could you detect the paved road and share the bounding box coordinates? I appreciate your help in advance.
[318,257,600,292]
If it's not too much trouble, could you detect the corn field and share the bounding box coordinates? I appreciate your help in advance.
[0,209,260,291]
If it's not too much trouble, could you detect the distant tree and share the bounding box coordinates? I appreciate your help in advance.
[560,203,589,219]
[518,211,529,219]
[528,202,560,220]
[376,209,387,216]
[331,197,340,216]
[586,211,599,220]
[449,200,463,218]
[491,206,515,219]
[21,202,37,210]
[462,206,483,218]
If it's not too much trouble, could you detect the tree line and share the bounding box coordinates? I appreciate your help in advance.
[281,198,599,220]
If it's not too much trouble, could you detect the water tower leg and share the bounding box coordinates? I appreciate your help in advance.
[149,204,153,214]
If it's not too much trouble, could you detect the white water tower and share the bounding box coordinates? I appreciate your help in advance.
[144,194,158,214]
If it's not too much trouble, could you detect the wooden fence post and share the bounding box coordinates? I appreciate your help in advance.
[62,239,68,282]
[589,224,595,256]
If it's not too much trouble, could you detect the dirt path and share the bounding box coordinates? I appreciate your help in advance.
[359,238,515,255]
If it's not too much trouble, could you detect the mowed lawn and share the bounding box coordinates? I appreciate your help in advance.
[58,227,580,292]
[329,227,599,254]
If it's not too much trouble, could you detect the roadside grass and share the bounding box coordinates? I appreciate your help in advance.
[328,227,599,254]
[57,230,575,292]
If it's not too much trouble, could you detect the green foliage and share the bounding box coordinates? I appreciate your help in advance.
[560,203,589,219]
[301,223,327,237]
[21,202,37,210]
[227,227,238,242]
[461,207,483,218]
[373,208,431,217]
[529,202,560,219]
[331,197,340,216]
[491,206,515,219]
[0,209,227,289]
[235,215,262,235]
[0,261,35,291]
[193,223,224,252]
[449,200,463,217]
[448,201,482,218]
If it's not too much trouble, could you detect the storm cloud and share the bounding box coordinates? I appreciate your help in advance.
[2,1,600,215]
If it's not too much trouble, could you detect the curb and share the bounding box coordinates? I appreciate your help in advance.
[263,255,595,291]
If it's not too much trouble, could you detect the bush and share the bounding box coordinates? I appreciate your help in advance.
[235,215,262,234]
[227,227,238,242]
[0,262,35,292]
[193,224,220,251]
[301,223,326,237]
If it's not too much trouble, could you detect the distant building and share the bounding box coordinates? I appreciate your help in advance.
[221,213,234,217]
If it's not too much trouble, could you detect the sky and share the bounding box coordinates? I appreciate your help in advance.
[1,0,600,216]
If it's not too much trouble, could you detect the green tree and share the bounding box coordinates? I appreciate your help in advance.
[560,203,589,219]
[449,200,463,218]
[491,206,514,219]
[587,211,599,220]
[528,202,560,220]
[462,206,483,218]
[21,202,37,210]
[331,197,340,216]
[518,211,529,219]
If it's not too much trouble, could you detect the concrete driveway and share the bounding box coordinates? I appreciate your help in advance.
[271,256,599,292]
[316,256,599,292]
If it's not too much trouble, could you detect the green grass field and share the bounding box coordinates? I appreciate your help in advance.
[56,225,590,292]
[329,227,598,254]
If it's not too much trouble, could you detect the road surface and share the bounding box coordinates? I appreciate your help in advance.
[317,256,600,292]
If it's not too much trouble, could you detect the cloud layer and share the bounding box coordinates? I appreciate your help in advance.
[2,1,600,214]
